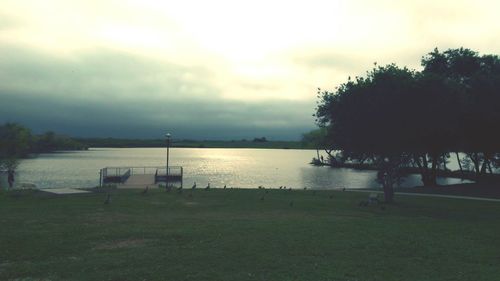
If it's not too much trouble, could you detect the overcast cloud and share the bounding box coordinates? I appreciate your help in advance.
[1,0,499,140]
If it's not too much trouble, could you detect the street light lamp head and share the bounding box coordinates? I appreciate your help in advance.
[165,133,171,139]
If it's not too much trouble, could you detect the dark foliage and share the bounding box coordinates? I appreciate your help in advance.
[0,123,87,170]
[315,48,500,198]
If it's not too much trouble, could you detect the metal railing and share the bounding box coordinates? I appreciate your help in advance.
[155,166,183,176]
[99,166,183,186]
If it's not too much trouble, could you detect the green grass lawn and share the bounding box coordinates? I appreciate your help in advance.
[1,188,499,281]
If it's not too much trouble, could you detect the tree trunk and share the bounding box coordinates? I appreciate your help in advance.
[442,154,447,171]
[487,162,493,174]
[382,171,394,203]
[414,155,428,186]
[413,155,424,174]
[480,157,488,174]
[359,156,366,165]
[470,152,481,178]
[430,153,438,186]
[422,153,428,170]
[421,174,437,187]
[324,149,336,164]
[415,154,437,187]
[480,152,493,175]
[456,152,464,178]
[383,183,394,203]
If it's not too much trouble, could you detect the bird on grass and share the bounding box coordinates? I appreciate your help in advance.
[342,187,346,192]
[303,187,307,190]
[205,183,210,190]
[288,187,292,191]
[279,186,283,189]
[104,193,111,204]
[192,182,197,190]
[258,185,263,189]
[223,184,227,189]
[141,185,149,195]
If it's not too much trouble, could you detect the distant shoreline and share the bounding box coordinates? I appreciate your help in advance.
[75,138,314,150]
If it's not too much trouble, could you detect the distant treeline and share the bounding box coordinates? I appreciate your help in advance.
[0,123,88,157]
[76,137,315,149]
[0,123,316,163]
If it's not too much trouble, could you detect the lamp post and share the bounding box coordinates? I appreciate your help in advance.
[165,133,171,190]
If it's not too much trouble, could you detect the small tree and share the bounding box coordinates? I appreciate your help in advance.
[375,155,408,203]
[302,128,328,164]
[0,123,32,182]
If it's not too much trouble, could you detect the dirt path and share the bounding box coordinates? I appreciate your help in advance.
[347,188,500,202]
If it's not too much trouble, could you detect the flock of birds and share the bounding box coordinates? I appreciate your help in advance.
[103,183,358,208]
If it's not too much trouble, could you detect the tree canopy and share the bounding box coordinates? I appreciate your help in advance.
[315,48,500,200]
[0,123,32,170]
[0,123,87,171]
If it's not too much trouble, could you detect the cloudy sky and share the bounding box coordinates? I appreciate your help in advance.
[1,0,499,140]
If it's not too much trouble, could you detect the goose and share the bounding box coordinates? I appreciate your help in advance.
[192,182,197,190]
[205,183,210,190]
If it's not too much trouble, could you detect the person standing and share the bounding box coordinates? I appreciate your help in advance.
[7,169,14,188]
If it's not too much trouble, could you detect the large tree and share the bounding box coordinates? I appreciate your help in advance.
[316,65,423,201]
[315,62,471,200]
[422,48,500,180]
[316,48,500,199]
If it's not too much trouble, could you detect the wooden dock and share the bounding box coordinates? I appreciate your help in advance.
[124,174,155,185]
[99,166,183,188]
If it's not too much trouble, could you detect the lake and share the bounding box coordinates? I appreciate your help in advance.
[2,148,469,189]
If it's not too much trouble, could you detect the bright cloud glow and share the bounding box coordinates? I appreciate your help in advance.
[1,0,499,139]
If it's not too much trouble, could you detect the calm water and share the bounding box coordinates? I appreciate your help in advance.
[2,148,469,189]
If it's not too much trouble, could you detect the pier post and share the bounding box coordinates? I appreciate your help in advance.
[99,169,102,187]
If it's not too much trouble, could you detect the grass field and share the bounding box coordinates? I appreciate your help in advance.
[1,188,499,281]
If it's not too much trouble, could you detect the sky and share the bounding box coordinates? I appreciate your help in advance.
[1,0,499,140]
